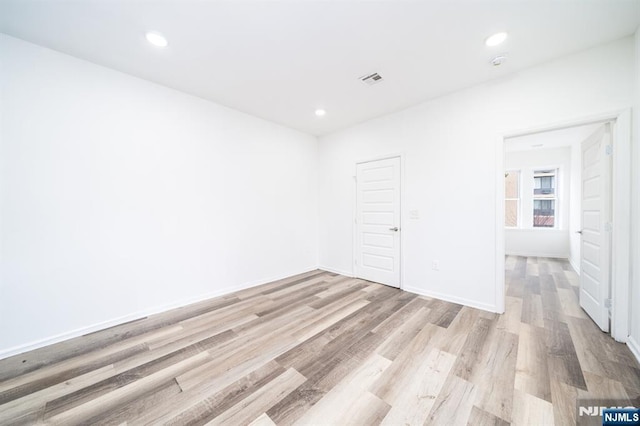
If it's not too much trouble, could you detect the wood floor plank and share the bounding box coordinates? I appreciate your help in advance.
[163,361,287,425]
[545,319,588,390]
[469,328,518,422]
[43,329,233,420]
[112,327,236,376]
[205,368,306,426]
[521,293,544,328]
[0,343,149,405]
[506,277,525,298]
[556,287,589,320]
[370,295,429,335]
[292,299,370,343]
[379,348,455,425]
[426,299,463,328]
[85,378,182,425]
[580,370,631,400]
[267,298,411,424]
[451,317,493,381]
[175,326,301,392]
[370,322,444,404]
[313,277,365,298]
[496,295,522,335]
[233,270,328,300]
[466,405,510,426]
[0,365,116,425]
[425,375,477,426]
[438,306,484,356]
[248,412,277,426]
[511,389,555,426]
[307,281,368,309]
[47,352,211,425]
[293,353,391,425]
[136,360,286,425]
[272,337,397,425]
[335,391,390,426]
[0,295,239,383]
[552,271,571,289]
[375,306,432,361]
[515,323,552,402]
[550,378,578,426]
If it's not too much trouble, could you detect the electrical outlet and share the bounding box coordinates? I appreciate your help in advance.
[432,260,439,271]
[409,210,420,219]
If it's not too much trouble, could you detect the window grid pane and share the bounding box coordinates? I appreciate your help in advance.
[533,170,555,197]
[532,169,557,228]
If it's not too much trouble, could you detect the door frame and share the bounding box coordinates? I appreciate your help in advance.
[495,109,631,342]
[353,153,404,290]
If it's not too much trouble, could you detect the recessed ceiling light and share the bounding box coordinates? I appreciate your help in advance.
[315,109,326,117]
[485,32,508,47]
[145,31,168,48]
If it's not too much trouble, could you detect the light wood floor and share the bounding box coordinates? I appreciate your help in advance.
[1,257,639,425]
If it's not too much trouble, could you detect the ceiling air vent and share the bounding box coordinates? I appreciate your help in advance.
[359,72,383,86]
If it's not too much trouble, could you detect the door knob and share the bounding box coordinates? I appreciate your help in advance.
[576,230,583,234]
[389,227,399,232]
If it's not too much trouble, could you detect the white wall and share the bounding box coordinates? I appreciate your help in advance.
[629,28,640,362]
[504,147,571,258]
[0,35,319,357]
[318,37,634,312]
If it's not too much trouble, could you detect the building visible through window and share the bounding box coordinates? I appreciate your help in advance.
[533,169,556,227]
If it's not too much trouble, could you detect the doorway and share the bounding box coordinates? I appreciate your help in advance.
[354,156,401,288]
[496,110,631,342]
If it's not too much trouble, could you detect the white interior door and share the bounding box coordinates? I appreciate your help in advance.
[579,124,612,332]
[355,157,401,288]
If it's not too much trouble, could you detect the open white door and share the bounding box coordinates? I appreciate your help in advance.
[579,124,612,332]
[355,157,401,288]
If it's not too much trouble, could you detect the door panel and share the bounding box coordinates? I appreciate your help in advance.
[355,157,401,288]
[579,124,611,332]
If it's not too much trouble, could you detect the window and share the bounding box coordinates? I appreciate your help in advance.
[505,170,520,227]
[533,169,557,227]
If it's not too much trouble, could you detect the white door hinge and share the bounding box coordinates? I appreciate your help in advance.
[605,145,613,156]
[604,222,613,232]
[604,298,612,309]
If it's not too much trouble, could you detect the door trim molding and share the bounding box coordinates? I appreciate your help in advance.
[495,109,632,342]
[353,153,404,290]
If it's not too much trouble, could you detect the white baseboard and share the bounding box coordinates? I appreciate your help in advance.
[402,285,498,313]
[628,336,640,365]
[317,268,497,314]
[318,265,354,277]
[568,257,581,275]
[505,251,570,259]
[0,265,319,360]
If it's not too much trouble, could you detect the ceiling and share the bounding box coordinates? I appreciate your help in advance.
[505,123,603,152]
[1,1,639,136]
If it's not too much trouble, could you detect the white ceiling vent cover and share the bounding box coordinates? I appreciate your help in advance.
[359,72,383,86]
